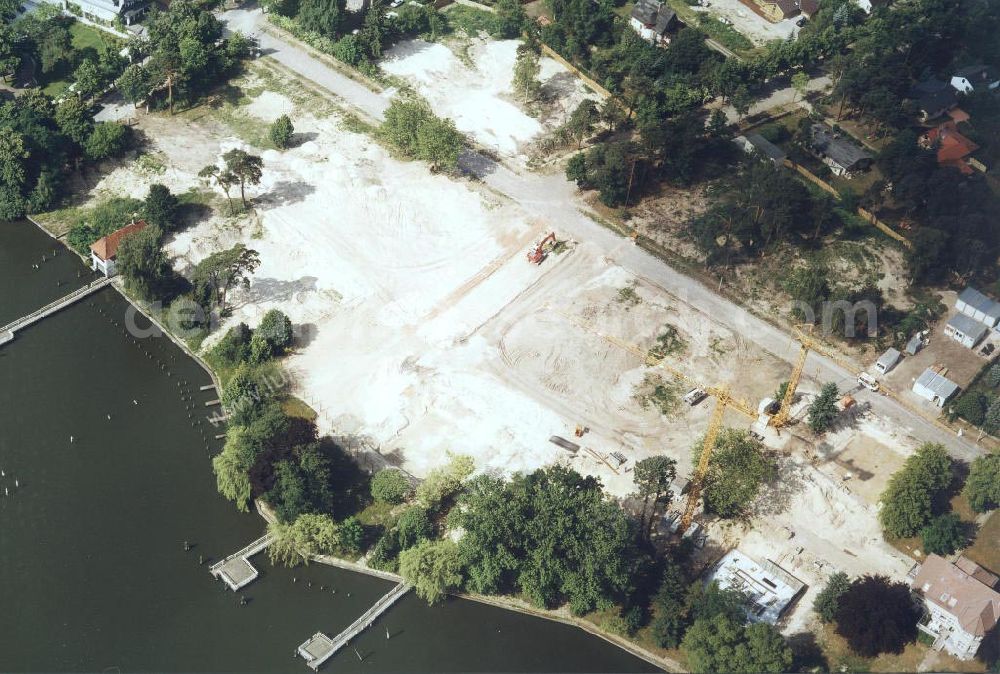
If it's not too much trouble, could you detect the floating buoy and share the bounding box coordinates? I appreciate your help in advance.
[133,400,138,405]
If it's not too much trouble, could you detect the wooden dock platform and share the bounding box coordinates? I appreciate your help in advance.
[209,533,274,591]
[0,278,112,345]
[296,582,411,670]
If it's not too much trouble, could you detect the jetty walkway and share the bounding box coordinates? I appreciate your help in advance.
[0,278,113,345]
[296,582,411,670]
[209,533,274,591]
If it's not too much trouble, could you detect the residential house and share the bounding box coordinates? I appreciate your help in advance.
[807,124,873,177]
[628,0,678,46]
[754,0,800,22]
[912,554,1000,661]
[38,0,146,25]
[951,65,1000,94]
[909,79,958,122]
[874,347,901,374]
[956,287,1000,329]
[735,133,787,165]
[944,313,988,349]
[920,121,982,175]
[912,367,959,407]
[90,220,147,277]
[704,550,806,624]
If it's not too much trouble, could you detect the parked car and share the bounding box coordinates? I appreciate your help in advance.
[857,372,880,392]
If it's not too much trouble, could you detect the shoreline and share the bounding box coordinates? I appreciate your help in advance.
[22,213,681,674]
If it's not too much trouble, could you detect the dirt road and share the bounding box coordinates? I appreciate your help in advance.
[221,7,985,463]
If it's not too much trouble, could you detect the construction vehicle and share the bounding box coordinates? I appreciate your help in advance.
[526,232,557,264]
[555,309,755,535]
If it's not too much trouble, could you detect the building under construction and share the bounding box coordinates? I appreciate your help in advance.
[704,550,807,624]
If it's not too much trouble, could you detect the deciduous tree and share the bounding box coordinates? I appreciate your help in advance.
[964,454,1000,513]
[270,114,295,149]
[834,575,919,657]
[398,539,464,604]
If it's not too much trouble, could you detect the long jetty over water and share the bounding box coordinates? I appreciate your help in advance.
[296,582,411,670]
[0,278,113,345]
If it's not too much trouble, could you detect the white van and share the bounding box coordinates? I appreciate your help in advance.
[857,372,880,392]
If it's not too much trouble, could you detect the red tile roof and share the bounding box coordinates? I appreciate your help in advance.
[921,121,979,174]
[90,220,148,262]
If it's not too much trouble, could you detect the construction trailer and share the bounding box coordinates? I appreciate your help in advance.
[944,313,989,349]
[913,367,960,408]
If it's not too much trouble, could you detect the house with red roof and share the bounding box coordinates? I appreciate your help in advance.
[920,121,981,175]
[90,220,148,277]
[912,554,1000,660]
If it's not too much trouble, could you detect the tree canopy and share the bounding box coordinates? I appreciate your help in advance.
[878,442,953,538]
[454,466,634,614]
[398,539,464,604]
[834,574,919,657]
[695,428,775,519]
[964,454,1000,513]
[682,614,793,674]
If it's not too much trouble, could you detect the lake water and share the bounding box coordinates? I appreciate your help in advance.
[0,219,658,673]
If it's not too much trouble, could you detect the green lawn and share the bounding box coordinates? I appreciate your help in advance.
[41,21,120,97]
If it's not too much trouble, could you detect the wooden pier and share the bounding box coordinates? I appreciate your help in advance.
[0,278,113,346]
[296,582,411,670]
[209,533,274,591]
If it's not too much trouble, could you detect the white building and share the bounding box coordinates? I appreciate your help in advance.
[912,554,1000,661]
[34,0,146,25]
[90,220,147,277]
[912,367,959,408]
[628,0,677,46]
[951,65,1000,95]
[704,550,806,624]
[955,287,1000,329]
[944,313,988,349]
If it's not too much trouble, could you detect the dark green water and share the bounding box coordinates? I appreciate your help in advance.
[0,220,659,673]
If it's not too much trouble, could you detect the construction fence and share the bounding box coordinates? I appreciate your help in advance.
[782,160,912,249]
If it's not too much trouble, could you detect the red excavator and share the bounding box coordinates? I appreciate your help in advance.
[526,232,557,265]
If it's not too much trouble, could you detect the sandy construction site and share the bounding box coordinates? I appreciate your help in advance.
[381,37,598,163]
[67,57,930,635]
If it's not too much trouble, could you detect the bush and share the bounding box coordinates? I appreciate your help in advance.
[954,392,989,426]
[270,114,295,149]
[371,468,412,504]
[258,309,294,354]
[813,571,850,623]
[988,364,1000,388]
[396,506,433,549]
[210,323,253,368]
[921,513,966,555]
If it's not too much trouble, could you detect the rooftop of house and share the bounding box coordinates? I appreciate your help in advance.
[774,0,800,16]
[809,124,872,169]
[742,133,787,162]
[913,554,1000,637]
[946,313,988,342]
[630,0,676,33]
[954,64,1000,83]
[914,367,960,399]
[909,84,957,116]
[958,287,1000,322]
[90,220,148,262]
[922,121,979,172]
[797,0,819,14]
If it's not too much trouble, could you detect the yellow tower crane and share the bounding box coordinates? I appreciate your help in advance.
[555,309,756,535]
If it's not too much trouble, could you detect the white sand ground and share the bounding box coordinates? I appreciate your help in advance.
[381,38,597,162]
[81,70,915,614]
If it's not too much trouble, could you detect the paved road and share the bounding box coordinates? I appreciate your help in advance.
[721,74,831,124]
[222,8,985,462]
